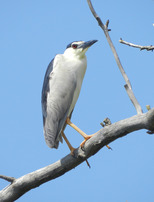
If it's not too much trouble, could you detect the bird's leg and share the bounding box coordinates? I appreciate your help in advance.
[66,117,93,147]
[61,131,76,155]
[61,130,90,168]
[66,117,112,150]
[66,117,92,139]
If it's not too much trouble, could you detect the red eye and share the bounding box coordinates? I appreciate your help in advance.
[72,44,77,49]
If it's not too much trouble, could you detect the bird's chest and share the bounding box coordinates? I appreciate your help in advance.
[66,59,87,113]
[57,58,86,87]
[67,59,86,89]
[52,57,87,115]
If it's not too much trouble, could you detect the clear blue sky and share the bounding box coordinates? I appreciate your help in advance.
[0,1,154,201]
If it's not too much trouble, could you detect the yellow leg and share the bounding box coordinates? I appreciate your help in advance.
[66,117,112,150]
[61,131,75,155]
[66,117,89,139]
[80,135,93,148]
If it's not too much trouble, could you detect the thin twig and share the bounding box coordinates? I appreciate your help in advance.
[87,0,143,114]
[0,175,15,183]
[119,38,154,51]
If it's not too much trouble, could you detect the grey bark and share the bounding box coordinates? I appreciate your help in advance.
[0,108,154,202]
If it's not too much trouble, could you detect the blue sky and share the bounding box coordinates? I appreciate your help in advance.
[0,1,154,201]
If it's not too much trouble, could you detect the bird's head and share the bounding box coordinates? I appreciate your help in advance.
[64,40,98,59]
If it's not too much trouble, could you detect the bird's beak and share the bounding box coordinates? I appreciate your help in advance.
[78,40,98,50]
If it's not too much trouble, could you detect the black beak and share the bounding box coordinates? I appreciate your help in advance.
[78,40,98,50]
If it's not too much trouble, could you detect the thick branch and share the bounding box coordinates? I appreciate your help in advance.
[87,0,143,114]
[0,109,154,202]
[119,38,154,51]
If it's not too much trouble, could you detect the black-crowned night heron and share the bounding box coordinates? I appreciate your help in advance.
[41,40,98,154]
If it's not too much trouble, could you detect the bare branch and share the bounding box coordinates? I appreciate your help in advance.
[0,175,15,183]
[119,38,154,51]
[0,109,154,201]
[124,84,143,114]
[1,109,154,201]
[87,0,143,114]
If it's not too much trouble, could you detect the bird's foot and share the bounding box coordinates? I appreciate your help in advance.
[80,134,94,148]
[80,133,112,150]
[106,144,112,150]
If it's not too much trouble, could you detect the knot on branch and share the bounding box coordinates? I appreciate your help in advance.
[100,118,112,127]
[96,16,103,27]
[145,108,154,132]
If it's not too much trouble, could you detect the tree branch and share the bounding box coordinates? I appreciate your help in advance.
[0,175,15,183]
[0,109,154,201]
[124,84,143,114]
[1,2,152,201]
[119,38,154,51]
[87,0,143,114]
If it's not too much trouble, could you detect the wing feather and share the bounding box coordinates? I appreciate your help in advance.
[41,55,76,149]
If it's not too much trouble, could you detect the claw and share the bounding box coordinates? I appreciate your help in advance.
[106,145,112,150]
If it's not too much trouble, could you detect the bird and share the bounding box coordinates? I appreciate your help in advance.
[41,40,98,154]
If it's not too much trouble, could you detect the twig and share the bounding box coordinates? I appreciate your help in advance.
[0,175,15,183]
[87,0,143,114]
[100,118,111,127]
[146,105,151,111]
[119,38,154,51]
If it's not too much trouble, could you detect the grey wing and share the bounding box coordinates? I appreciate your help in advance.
[42,59,54,120]
[41,57,76,149]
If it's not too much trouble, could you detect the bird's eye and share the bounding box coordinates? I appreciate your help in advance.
[72,44,78,49]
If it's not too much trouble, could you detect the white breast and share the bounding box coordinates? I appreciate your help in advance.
[53,53,87,117]
[66,56,87,116]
